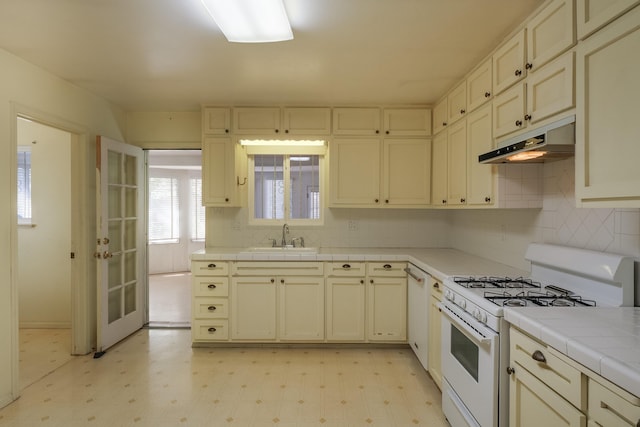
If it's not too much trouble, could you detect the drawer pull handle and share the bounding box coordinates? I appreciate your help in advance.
[207,284,217,289]
[532,350,546,363]
[433,282,439,289]
[383,264,392,269]
[207,263,216,268]
[208,327,217,333]
[207,306,217,311]
[342,264,351,269]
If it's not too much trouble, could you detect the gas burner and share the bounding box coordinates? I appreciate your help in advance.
[504,298,528,307]
[488,277,540,289]
[453,276,541,289]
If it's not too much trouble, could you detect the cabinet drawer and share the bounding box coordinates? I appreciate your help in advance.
[192,319,229,341]
[510,327,587,410]
[326,262,366,277]
[193,276,229,297]
[193,297,229,319]
[366,262,407,277]
[231,261,324,276]
[430,278,444,300]
[191,261,229,276]
[589,378,640,427]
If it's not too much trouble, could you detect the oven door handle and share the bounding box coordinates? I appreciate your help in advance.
[439,301,494,345]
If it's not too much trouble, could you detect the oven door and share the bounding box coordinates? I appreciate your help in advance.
[440,300,499,427]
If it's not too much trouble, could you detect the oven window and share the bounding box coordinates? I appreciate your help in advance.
[451,325,479,382]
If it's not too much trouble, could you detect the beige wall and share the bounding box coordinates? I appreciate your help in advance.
[0,47,127,408]
[17,119,72,327]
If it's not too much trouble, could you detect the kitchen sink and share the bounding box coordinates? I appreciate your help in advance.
[241,246,318,254]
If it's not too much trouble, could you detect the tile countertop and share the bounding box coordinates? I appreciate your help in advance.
[190,247,528,282]
[505,307,640,398]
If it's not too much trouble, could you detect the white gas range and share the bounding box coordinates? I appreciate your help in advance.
[439,243,635,427]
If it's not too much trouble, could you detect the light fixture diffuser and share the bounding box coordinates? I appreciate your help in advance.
[201,0,293,43]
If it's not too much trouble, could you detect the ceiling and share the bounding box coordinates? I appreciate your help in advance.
[0,0,544,112]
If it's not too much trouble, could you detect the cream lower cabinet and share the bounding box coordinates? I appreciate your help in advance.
[326,262,366,341]
[279,276,324,341]
[230,276,277,340]
[367,262,407,341]
[427,278,443,390]
[191,261,230,342]
[576,5,640,207]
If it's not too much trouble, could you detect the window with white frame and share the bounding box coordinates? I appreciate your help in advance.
[148,175,180,243]
[190,176,205,241]
[249,150,323,224]
[17,146,32,224]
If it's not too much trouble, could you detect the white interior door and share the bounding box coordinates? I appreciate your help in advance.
[96,136,146,352]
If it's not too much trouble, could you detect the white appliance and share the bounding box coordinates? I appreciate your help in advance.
[439,243,635,427]
[406,264,430,370]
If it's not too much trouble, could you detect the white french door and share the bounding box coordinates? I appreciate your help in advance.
[96,136,146,352]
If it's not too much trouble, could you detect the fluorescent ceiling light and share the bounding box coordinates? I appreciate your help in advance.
[200,0,293,43]
[240,139,325,146]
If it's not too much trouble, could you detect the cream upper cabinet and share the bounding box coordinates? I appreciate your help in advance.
[493,83,527,139]
[326,263,366,342]
[332,107,381,136]
[233,107,281,135]
[282,107,331,135]
[367,263,407,342]
[447,81,468,125]
[577,0,640,39]
[382,138,432,206]
[576,5,640,207]
[329,138,381,206]
[202,137,245,207]
[446,120,467,206]
[427,278,443,390]
[433,97,448,135]
[466,104,495,206]
[493,29,527,95]
[526,51,575,125]
[526,0,576,72]
[278,276,325,341]
[382,108,432,136]
[202,107,231,135]
[466,58,493,112]
[431,131,448,206]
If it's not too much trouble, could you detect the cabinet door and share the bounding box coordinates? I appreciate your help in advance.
[329,138,381,206]
[433,98,448,135]
[466,104,495,205]
[431,131,448,206]
[527,51,575,125]
[407,269,428,370]
[383,108,432,136]
[576,6,640,207]
[233,107,281,135]
[427,282,442,389]
[447,81,467,125]
[326,277,365,341]
[231,277,277,340]
[447,120,467,206]
[282,107,331,135]
[493,29,527,95]
[577,0,640,40]
[493,83,527,139]
[332,108,381,136]
[202,137,237,206]
[526,0,575,71]
[509,362,586,427]
[202,107,231,135]
[467,58,493,112]
[367,277,407,341]
[279,276,324,340]
[588,378,640,427]
[383,138,431,206]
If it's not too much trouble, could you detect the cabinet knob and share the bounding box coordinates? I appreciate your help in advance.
[208,327,217,333]
[485,196,491,203]
[461,198,466,203]
[270,278,275,283]
[225,198,229,202]
[442,199,447,204]
[207,284,217,289]
[506,366,515,375]
[225,129,229,133]
[208,263,216,268]
[524,114,532,121]
[442,122,447,126]
[385,130,390,134]
[515,69,522,76]
[374,199,379,203]
[285,129,289,133]
[484,91,491,98]
[207,306,217,311]
[515,120,523,127]
[460,109,466,114]
[525,62,533,70]
[370,279,374,284]
[360,280,364,284]
[433,282,439,289]
[280,279,285,284]
[385,199,389,204]
[275,129,279,133]
[375,130,380,134]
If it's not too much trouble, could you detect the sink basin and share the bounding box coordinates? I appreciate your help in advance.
[241,246,318,254]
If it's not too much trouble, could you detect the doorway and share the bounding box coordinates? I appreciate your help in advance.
[16,117,73,389]
[147,150,203,327]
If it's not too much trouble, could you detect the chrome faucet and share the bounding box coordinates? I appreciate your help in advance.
[281,223,289,247]
[291,237,305,248]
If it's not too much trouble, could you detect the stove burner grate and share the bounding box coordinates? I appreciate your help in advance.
[453,276,541,289]
[483,290,597,307]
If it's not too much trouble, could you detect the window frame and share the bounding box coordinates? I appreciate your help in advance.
[246,144,326,226]
[17,145,33,225]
